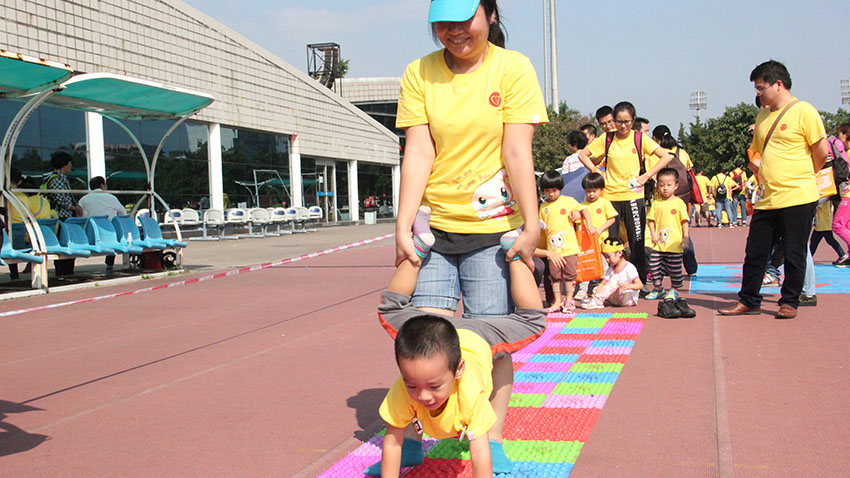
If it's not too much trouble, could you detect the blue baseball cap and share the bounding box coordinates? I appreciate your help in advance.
[428,0,481,23]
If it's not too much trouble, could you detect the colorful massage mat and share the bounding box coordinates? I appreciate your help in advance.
[319,311,647,477]
[687,264,850,294]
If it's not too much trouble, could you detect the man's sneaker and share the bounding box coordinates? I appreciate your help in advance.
[798,294,818,307]
[675,298,696,318]
[645,289,665,300]
[657,298,681,318]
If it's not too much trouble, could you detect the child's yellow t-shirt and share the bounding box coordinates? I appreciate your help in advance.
[586,131,660,201]
[580,197,617,242]
[647,197,689,253]
[396,44,548,233]
[539,195,585,256]
[379,330,496,441]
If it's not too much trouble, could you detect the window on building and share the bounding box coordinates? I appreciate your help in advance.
[220,127,290,208]
[358,163,394,218]
[1,100,88,188]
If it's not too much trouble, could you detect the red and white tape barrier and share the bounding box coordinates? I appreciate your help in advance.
[0,233,395,319]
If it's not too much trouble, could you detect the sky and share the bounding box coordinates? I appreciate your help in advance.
[183,0,849,130]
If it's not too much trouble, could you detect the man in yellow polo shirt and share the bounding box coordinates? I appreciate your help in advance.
[720,60,829,319]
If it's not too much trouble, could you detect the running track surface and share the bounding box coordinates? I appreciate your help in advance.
[2,226,849,477]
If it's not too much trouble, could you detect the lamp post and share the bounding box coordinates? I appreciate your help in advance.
[689,91,707,123]
[542,0,558,109]
[841,78,850,107]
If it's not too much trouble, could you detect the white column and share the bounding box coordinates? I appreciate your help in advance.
[290,135,303,207]
[85,112,105,181]
[208,123,224,210]
[348,160,359,221]
[392,164,400,218]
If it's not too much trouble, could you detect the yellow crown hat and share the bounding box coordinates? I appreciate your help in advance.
[601,239,625,253]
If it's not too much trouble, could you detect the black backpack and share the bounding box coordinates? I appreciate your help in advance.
[826,135,850,186]
[714,173,728,199]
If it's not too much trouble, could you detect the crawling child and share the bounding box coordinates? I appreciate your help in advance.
[366,207,546,477]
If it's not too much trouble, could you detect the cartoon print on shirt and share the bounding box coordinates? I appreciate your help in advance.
[471,169,516,220]
[658,228,670,245]
[549,232,565,251]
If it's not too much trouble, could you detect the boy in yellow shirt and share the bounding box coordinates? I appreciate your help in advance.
[535,170,594,312]
[574,172,617,300]
[368,207,546,477]
[646,168,695,317]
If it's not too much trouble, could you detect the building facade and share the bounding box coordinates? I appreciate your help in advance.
[0,0,400,221]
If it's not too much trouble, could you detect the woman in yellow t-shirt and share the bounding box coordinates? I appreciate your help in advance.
[386,1,548,475]
[577,101,672,287]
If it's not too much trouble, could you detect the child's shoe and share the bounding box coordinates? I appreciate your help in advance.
[657,298,682,318]
[644,289,665,300]
[561,299,575,313]
[579,297,604,309]
[832,254,849,265]
[675,298,696,318]
[412,206,435,258]
[573,289,587,301]
[664,289,679,301]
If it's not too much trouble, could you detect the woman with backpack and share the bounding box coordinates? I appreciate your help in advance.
[710,170,738,227]
[578,101,672,289]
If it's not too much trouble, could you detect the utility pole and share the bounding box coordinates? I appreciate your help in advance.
[542,0,558,110]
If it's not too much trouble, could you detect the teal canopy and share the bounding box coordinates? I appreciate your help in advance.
[49,73,215,120]
[0,51,73,97]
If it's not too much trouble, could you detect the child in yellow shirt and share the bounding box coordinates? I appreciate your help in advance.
[646,168,696,317]
[574,172,617,301]
[535,170,594,312]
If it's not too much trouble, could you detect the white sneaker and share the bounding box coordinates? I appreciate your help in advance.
[574,289,587,301]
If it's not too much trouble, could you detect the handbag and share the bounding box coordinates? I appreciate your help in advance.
[816,167,837,198]
[576,222,604,283]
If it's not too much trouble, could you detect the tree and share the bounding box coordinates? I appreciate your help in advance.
[678,102,758,175]
[821,108,850,134]
[532,101,594,172]
[335,58,350,79]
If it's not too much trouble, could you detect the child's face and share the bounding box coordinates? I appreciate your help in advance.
[543,188,561,202]
[656,174,678,199]
[398,354,464,411]
[603,250,623,266]
[584,188,602,202]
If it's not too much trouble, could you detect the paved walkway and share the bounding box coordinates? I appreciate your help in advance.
[0,223,848,477]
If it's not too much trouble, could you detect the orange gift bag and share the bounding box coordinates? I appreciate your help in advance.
[576,222,604,283]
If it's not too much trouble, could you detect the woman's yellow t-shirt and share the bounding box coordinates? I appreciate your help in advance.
[752,99,825,210]
[397,44,548,233]
[586,131,660,201]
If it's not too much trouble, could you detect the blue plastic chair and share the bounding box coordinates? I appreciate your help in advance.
[1,229,43,264]
[58,220,116,255]
[112,216,166,250]
[138,217,187,249]
[85,216,144,254]
[36,218,91,257]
